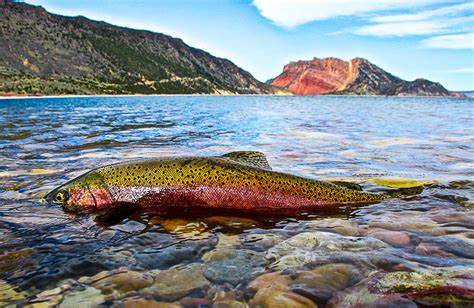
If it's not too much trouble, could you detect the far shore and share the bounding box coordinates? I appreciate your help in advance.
[0,93,470,100]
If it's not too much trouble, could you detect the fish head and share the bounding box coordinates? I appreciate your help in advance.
[44,171,113,213]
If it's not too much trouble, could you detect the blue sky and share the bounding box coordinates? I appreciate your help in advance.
[27,0,474,90]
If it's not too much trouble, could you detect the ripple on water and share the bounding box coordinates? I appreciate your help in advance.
[0,96,473,306]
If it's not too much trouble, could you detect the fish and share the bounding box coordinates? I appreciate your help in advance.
[44,151,388,214]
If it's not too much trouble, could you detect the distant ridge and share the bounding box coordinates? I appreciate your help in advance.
[0,1,279,95]
[270,57,457,96]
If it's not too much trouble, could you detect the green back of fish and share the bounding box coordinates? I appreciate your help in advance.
[96,151,385,203]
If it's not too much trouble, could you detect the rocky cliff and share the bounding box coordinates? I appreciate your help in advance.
[0,1,277,95]
[270,57,453,96]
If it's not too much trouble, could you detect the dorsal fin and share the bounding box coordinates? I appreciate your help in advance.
[221,151,272,170]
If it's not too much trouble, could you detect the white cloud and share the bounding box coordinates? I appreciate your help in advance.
[372,2,473,23]
[445,68,474,73]
[422,33,474,49]
[355,16,474,36]
[353,2,474,37]
[252,0,450,28]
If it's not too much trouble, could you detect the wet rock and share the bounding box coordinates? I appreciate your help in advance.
[423,235,474,259]
[248,272,316,307]
[179,297,212,307]
[204,249,265,286]
[111,220,147,234]
[0,248,36,276]
[212,290,248,308]
[331,267,474,307]
[0,279,27,304]
[368,213,441,235]
[329,286,417,308]
[243,233,285,251]
[150,217,210,240]
[290,263,363,305]
[204,216,259,233]
[370,177,433,189]
[415,242,457,258]
[26,282,74,307]
[142,263,209,301]
[248,272,292,291]
[251,289,317,308]
[135,237,217,269]
[375,267,474,293]
[364,228,411,247]
[306,218,360,236]
[122,297,180,308]
[266,231,387,270]
[60,286,105,307]
[202,234,240,262]
[81,268,154,296]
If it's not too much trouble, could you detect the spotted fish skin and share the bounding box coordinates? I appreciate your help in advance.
[45,151,388,213]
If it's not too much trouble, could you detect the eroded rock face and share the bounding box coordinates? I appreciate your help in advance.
[270,57,453,96]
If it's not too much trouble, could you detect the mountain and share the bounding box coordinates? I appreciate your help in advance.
[270,57,454,96]
[0,0,278,95]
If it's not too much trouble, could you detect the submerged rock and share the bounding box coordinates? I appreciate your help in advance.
[204,249,265,286]
[142,263,209,301]
[248,272,316,308]
[80,268,154,296]
[329,267,474,307]
[121,297,180,308]
[134,237,217,269]
[0,279,27,305]
[251,289,317,308]
[60,286,105,307]
[363,228,411,247]
[150,217,210,240]
[290,263,363,305]
[370,177,434,189]
[266,231,387,270]
[26,282,74,307]
[212,290,248,308]
[375,267,474,293]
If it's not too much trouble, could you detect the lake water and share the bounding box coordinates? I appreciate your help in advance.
[0,96,473,307]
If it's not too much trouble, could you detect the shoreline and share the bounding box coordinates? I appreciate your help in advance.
[0,93,469,100]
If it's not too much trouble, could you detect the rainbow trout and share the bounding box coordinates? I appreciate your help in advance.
[44,151,387,213]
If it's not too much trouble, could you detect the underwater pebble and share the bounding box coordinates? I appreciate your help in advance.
[415,242,457,258]
[423,236,474,259]
[266,231,387,270]
[306,218,360,236]
[84,268,154,296]
[151,217,210,240]
[248,272,316,308]
[122,297,180,308]
[289,263,363,305]
[0,279,27,304]
[202,234,240,262]
[330,267,474,307]
[364,228,411,247]
[204,249,265,286]
[142,263,209,301]
[212,290,248,308]
[135,237,217,269]
[59,286,105,308]
[243,233,285,251]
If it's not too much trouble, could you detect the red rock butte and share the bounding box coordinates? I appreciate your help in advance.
[270,57,369,95]
[270,57,454,97]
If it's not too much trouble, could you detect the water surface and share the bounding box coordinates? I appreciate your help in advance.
[0,96,473,306]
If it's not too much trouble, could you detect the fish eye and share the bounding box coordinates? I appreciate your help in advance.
[54,190,69,203]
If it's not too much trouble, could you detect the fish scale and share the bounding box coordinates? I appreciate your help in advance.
[45,151,388,213]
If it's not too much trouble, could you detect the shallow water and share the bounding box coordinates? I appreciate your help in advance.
[0,96,473,307]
